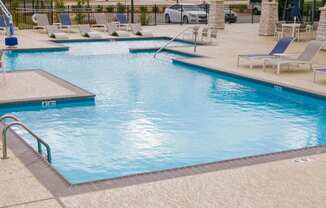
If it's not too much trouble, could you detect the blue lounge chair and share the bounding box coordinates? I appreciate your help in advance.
[0,15,10,31]
[237,37,295,69]
[115,13,129,28]
[58,13,72,29]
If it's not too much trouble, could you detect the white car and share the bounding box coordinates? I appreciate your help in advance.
[164,4,207,24]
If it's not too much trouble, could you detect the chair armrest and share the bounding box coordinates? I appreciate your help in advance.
[273,53,299,58]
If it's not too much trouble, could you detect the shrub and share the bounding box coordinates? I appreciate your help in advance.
[96,5,103,12]
[106,5,114,13]
[140,6,148,25]
[238,5,247,13]
[55,0,65,9]
[11,0,19,25]
[117,3,126,13]
[75,0,86,24]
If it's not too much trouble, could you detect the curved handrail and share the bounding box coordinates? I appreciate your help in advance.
[2,121,52,163]
[153,26,198,58]
[0,114,20,123]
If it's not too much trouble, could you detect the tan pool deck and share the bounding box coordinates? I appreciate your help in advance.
[0,70,95,106]
[1,23,326,207]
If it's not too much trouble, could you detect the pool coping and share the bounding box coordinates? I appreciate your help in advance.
[4,124,326,198]
[50,36,207,46]
[129,46,203,57]
[172,58,326,100]
[0,69,95,108]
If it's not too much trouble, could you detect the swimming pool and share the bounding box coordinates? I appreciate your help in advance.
[3,39,326,184]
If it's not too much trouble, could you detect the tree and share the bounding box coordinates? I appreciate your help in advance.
[75,0,86,24]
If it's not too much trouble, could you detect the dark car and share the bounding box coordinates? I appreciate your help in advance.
[198,4,237,23]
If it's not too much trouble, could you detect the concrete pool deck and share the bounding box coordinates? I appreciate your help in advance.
[1,23,326,207]
[2,138,326,208]
[0,70,95,107]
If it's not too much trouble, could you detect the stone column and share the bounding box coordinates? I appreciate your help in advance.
[208,0,225,29]
[316,6,326,41]
[259,0,278,36]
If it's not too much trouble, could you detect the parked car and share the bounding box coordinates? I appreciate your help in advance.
[198,4,237,23]
[251,2,261,15]
[164,3,208,24]
[223,8,238,23]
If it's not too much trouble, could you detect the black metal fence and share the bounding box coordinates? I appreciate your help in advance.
[14,6,172,29]
[9,3,264,29]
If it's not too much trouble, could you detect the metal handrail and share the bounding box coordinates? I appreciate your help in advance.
[0,114,20,123]
[1,121,52,163]
[153,26,199,58]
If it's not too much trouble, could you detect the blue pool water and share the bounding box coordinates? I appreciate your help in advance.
[3,39,326,184]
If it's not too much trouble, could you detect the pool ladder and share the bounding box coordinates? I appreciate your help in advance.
[0,114,52,163]
[153,26,199,58]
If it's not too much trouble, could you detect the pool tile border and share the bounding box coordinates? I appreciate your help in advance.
[4,124,326,198]
[0,69,95,108]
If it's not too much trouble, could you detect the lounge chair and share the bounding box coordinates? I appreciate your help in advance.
[93,13,107,28]
[79,24,102,38]
[130,24,153,36]
[106,23,129,37]
[0,15,7,31]
[46,25,68,39]
[115,13,129,29]
[210,28,218,42]
[58,13,72,29]
[264,40,325,74]
[201,27,217,43]
[200,27,209,41]
[313,67,326,82]
[33,14,50,30]
[237,37,295,69]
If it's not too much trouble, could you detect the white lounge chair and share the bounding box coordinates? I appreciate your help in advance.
[106,23,129,37]
[264,40,325,74]
[79,24,102,38]
[130,24,153,36]
[201,27,217,43]
[93,13,107,28]
[46,25,68,39]
[313,67,326,82]
[33,14,50,30]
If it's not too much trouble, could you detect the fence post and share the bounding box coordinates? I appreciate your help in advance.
[127,5,129,23]
[131,0,134,23]
[51,0,53,24]
[88,7,90,24]
[251,3,254,24]
[23,0,26,24]
[154,4,157,25]
[180,4,183,25]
